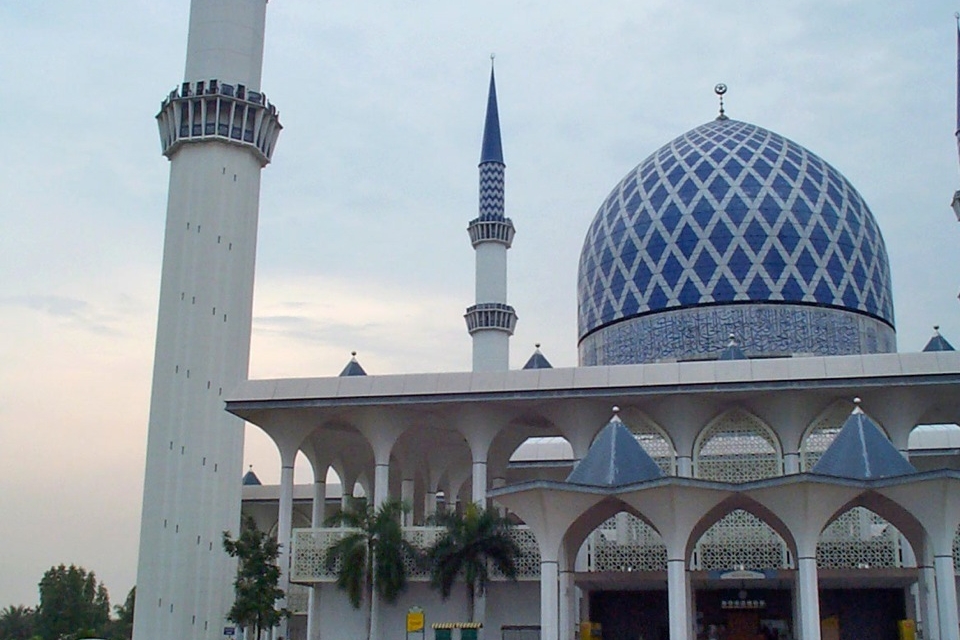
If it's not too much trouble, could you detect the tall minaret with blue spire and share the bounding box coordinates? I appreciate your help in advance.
[465,60,517,371]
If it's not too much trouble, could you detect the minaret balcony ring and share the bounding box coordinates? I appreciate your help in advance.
[467,217,515,247]
[464,303,518,335]
[157,79,282,166]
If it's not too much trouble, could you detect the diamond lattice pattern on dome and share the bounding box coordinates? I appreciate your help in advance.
[577,119,894,340]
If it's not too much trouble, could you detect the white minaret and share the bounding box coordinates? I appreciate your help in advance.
[465,62,517,371]
[133,2,280,639]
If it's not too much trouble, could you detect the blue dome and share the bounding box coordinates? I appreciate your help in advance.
[577,118,895,364]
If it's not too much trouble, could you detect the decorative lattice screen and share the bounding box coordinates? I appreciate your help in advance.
[589,513,667,572]
[817,507,901,569]
[954,526,960,571]
[695,409,781,482]
[622,410,676,475]
[801,402,854,470]
[291,526,540,582]
[692,509,790,570]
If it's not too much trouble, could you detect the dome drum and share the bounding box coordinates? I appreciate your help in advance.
[577,118,896,365]
[579,302,896,365]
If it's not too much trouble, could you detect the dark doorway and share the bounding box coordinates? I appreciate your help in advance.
[590,590,669,640]
[819,589,906,640]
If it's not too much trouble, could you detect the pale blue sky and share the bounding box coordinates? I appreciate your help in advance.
[1,0,959,609]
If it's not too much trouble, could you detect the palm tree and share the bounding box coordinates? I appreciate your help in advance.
[427,503,520,621]
[0,605,35,640]
[324,498,418,640]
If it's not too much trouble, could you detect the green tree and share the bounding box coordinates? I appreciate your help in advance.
[101,587,134,640]
[0,605,36,640]
[427,503,520,621]
[222,516,286,640]
[323,498,418,640]
[35,564,110,640]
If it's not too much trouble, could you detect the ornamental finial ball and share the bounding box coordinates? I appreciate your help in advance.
[612,406,620,415]
[854,397,862,406]
[351,351,357,357]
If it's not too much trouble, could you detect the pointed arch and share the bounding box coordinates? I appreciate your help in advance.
[562,498,668,573]
[818,504,912,569]
[688,496,795,571]
[618,406,677,475]
[800,399,852,470]
[694,407,782,482]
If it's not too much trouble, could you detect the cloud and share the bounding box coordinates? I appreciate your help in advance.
[0,294,142,337]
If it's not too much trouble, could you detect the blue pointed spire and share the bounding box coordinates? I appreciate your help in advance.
[480,61,504,165]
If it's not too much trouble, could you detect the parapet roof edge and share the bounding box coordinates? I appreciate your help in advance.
[227,352,960,410]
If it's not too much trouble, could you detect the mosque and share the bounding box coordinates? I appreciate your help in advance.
[132,3,960,640]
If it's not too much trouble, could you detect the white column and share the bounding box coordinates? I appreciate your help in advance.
[667,559,690,640]
[306,479,325,640]
[676,456,693,478]
[306,585,321,640]
[373,462,390,508]
[559,569,576,640]
[936,554,960,640]
[540,560,560,640]
[797,556,821,640]
[783,452,801,474]
[472,459,487,505]
[276,460,295,640]
[340,477,353,512]
[401,478,415,526]
[312,480,326,526]
[424,490,437,519]
[919,564,940,640]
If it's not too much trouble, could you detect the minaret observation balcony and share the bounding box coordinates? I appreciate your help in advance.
[467,216,515,247]
[157,79,282,166]
[464,302,518,335]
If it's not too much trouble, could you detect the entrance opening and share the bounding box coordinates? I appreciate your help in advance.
[590,590,668,640]
[819,589,905,640]
[696,589,792,640]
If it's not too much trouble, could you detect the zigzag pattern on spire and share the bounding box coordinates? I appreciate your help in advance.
[479,163,505,220]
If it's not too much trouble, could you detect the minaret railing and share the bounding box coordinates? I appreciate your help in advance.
[157,79,282,166]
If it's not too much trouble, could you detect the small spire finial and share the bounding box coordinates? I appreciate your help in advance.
[612,405,620,415]
[935,325,941,333]
[715,83,728,120]
[535,343,541,349]
[490,52,496,65]
[248,464,253,471]
[351,351,357,358]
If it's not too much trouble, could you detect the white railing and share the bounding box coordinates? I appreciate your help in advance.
[292,515,908,584]
[291,526,541,583]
